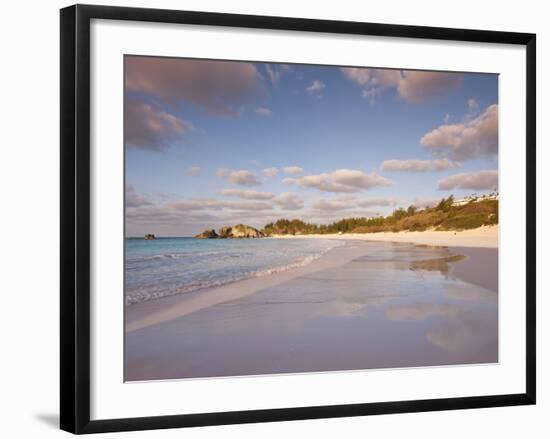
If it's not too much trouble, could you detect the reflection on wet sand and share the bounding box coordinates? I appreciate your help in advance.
[409,254,466,276]
[385,302,467,321]
[125,241,498,381]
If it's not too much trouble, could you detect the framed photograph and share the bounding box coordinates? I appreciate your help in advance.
[60,4,536,434]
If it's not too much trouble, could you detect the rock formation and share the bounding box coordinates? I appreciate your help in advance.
[144,233,156,240]
[228,224,264,238]
[218,226,233,238]
[195,224,264,239]
[195,229,219,239]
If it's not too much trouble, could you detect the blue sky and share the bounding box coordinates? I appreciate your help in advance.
[125,56,498,236]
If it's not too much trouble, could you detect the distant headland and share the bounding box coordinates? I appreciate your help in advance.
[194,194,498,239]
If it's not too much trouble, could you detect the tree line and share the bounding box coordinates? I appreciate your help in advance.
[262,195,498,235]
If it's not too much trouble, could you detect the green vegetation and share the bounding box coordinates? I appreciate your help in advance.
[262,196,498,236]
[263,219,318,236]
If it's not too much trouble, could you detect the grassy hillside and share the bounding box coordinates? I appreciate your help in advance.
[262,196,498,236]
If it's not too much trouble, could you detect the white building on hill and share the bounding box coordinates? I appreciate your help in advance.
[452,193,499,206]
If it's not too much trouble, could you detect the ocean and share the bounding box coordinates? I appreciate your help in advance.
[125,237,343,305]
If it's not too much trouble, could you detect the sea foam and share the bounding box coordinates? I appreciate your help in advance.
[125,237,343,305]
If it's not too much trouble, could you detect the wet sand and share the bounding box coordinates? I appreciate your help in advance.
[449,247,498,292]
[125,240,498,381]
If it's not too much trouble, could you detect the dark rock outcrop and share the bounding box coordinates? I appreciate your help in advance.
[218,226,233,238]
[195,229,219,239]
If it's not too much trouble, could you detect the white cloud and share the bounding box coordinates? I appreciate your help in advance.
[264,64,292,84]
[381,158,462,172]
[306,80,326,95]
[283,166,304,175]
[265,64,280,83]
[185,166,201,176]
[272,193,304,210]
[467,98,479,112]
[266,64,293,84]
[221,188,275,200]
[216,168,261,186]
[438,170,498,191]
[285,169,392,193]
[255,107,272,116]
[262,167,279,178]
[421,104,498,161]
[340,67,374,86]
[340,68,463,103]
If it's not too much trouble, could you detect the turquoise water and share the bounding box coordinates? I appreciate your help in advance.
[125,237,343,305]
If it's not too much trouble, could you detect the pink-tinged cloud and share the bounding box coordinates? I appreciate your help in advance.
[286,169,392,193]
[216,168,231,178]
[262,167,278,178]
[168,199,273,211]
[125,101,192,151]
[216,168,261,186]
[272,193,304,210]
[125,184,152,207]
[421,104,498,161]
[438,170,498,191]
[185,166,201,176]
[381,158,462,172]
[221,188,275,200]
[282,166,304,175]
[398,70,463,102]
[355,198,399,208]
[340,68,463,103]
[125,56,261,116]
[229,171,261,186]
[341,68,399,88]
[312,199,356,211]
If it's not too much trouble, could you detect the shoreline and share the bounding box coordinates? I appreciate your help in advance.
[125,240,365,332]
[125,238,498,381]
[126,233,497,333]
[271,225,498,248]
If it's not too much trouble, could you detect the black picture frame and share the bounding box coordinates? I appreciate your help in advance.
[60,4,536,434]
